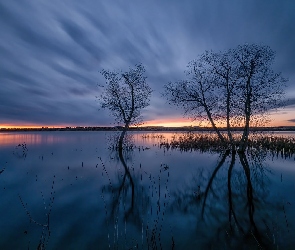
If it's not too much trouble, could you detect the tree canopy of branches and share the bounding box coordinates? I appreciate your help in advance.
[164,44,287,152]
[99,63,152,149]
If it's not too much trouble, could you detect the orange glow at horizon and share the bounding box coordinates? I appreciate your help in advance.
[143,114,293,128]
[0,124,43,129]
[142,118,200,127]
[0,112,293,129]
[0,124,72,129]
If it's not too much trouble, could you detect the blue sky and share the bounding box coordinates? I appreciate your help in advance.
[1,0,295,127]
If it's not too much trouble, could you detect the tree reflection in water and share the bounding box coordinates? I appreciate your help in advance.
[101,132,292,249]
[101,132,173,249]
[6,132,293,249]
[102,143,150,229]
[170,150,287,249]
[102,132,147,226]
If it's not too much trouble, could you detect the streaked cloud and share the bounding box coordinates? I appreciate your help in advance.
[0,0,294,126]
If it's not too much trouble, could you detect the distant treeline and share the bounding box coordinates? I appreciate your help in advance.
[1,126,295,132]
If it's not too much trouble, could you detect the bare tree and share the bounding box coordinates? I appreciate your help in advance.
[99,63,152,149]
[232,45,287,151]
[164,44,287,152]
[201,50,239,146]
[164,60,226,143]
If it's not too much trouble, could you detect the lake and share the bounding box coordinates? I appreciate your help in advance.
[0,131,294,249]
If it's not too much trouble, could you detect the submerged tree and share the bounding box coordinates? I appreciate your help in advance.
[164,44,287,152]
[98,63,152,150]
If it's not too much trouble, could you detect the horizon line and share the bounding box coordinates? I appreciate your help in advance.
[1,125,295,130]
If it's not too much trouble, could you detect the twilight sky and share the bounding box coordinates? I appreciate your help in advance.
[1,0,295,128]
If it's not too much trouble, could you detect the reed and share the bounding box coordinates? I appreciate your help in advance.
[160,132,295,157]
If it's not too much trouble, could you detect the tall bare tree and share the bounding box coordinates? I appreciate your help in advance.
[164,60,226,143]
[99,63,152,149]
[164,44,287,152]
[232,45,286,151]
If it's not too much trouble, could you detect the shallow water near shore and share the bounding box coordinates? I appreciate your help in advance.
[0,131,294,249]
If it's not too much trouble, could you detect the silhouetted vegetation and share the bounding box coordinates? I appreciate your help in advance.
[98,63,152,150]
[160,132,295,157]
[164,44,287,152]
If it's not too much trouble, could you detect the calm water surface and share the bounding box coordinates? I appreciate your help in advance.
[0,131,294,249]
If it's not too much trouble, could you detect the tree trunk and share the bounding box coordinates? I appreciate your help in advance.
[239,112,250,152]
[197,74,225,144]
[239,64,254,152]
[225,79,234,148]
[118,129,127,150]
[118,123,130,150]
[239,76,252,152]
[204,105,225,144]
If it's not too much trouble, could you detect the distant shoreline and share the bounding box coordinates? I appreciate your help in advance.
[1,126,295,132]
